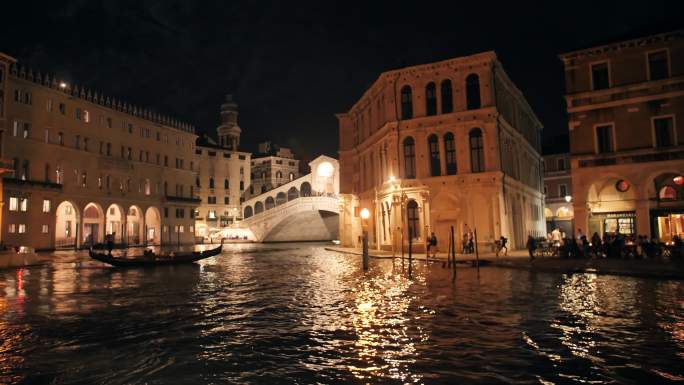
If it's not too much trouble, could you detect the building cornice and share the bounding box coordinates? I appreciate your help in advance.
[559,30,684,63]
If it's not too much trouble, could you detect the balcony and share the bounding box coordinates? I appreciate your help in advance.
[2,177,63,190]
[165,195,201,204]
[0,159,14,174]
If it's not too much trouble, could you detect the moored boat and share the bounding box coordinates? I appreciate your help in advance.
[89,242,223,267]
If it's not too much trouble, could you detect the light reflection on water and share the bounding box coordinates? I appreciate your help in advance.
[0,243,683,384]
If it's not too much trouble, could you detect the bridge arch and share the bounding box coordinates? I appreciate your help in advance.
[255,201,264,214]
[265,196,275,210]
[276,192,287,206]
[244,205,253,218]
[287,186,299,201]
[301,182,312,197]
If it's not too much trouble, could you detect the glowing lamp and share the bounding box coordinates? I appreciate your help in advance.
[59,82,67,89]
[360,208,370,219]
[388,175,396,183]
[565,195,572,203]
[674,175,684,186]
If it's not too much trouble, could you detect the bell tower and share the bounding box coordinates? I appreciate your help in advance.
[217,94,241,150]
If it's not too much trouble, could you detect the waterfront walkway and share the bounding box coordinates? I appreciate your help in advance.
[325,246,684,280]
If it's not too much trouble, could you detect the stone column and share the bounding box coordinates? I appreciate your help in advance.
[573,203,588,239]
[635,199,650,236]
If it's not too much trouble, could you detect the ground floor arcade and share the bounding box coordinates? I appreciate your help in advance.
[339,172,545,253]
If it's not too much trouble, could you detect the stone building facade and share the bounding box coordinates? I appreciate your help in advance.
[560,30,684,242]
[543,152,574,235]
[337,52,545,252]
[194,95,251,240]
[248,142,299,197]
[0,53,199,250]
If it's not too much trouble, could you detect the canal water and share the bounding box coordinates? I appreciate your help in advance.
[1,243,683,384]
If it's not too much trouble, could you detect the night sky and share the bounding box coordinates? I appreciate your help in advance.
[2,1,681,160]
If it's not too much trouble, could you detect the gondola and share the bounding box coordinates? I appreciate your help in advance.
[88,241,223,267]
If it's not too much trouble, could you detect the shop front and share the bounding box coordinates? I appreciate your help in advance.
[588,211,636,237]
[650,208,684,242]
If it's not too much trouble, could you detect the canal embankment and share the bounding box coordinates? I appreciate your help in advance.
[325,246,684,280]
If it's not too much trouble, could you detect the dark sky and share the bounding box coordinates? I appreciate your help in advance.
[2,1,682,158]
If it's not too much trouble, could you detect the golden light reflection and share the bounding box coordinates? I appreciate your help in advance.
[348,268,424,383]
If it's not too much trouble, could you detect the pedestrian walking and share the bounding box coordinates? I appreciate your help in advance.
[526,235,537,260]
[428,232,438,258]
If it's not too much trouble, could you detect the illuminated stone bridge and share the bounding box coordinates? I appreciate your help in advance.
[239,156,340,242]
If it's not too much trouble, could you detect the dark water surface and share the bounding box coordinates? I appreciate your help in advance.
[1,243,683,384]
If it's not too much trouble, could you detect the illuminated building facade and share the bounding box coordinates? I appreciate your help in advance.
[543,152,574,235]
[0,53,199,249]
[560,30,684,241]
[194,95,251,239]
[337,52,545,251]
[248,141,299,198]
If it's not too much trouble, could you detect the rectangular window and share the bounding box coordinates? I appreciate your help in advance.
[648,50,669,81]
[224,196,229,204]
[591,62,610,90]
[8,224,15,233]
[45,129,50,143]
[559,184,568,198]
[46,99,53,112]
[59,103,66,114]
[42,224,49,233]
[43,199,51,213]
[557,158,565,171]
[18,224,26,234]
[22,123,30,139]
[9,197,18,211]
[596,125,614,153]
[654,116,674,148]
[19,198,28,212]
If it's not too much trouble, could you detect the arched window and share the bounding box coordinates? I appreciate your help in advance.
[301,182,312,197]
[403,137,416,179]
[265,196,275,210]
[469,128,484,173]
[466,74,481,110]
[444,132,457,175]
[425,82,437,116]
[244,206,253,218]
[209,177,214,189]
[224,179,229,189]
[289,172,295,181]
[659,185,678,200]
[255,201,264,214]
[276,171,283,179]
[400,85,413,120]
[407,200,420,239]
[428,134,440,177]
[261,185,267,194]
[441,79,453,113]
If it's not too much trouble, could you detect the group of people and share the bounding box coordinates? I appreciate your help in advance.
[528,227,684,260]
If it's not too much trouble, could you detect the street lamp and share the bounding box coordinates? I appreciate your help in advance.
[360,208,370,270]
[59,82,67,89]
[565,195,572,203]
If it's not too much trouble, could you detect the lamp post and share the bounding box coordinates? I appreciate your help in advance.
[360,208,370,271]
